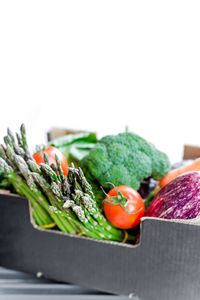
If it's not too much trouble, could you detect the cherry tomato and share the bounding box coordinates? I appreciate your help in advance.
[103,186,145,229]
[33,146,68,176]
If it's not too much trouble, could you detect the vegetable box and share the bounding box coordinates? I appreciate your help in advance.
[1,135,200,300]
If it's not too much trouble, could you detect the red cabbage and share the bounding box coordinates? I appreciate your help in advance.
[145,171,200,219]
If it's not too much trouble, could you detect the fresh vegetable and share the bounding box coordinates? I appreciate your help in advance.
[138,177,157,199]
[159,158,200,188]
[146,172,200,219]
[0,124,134,243]
[49,132,98,163]
[0,171,7,189]
[33,146,69,176]
[81,132,170,196]
[104,186,145,229]
[143,186,160,210]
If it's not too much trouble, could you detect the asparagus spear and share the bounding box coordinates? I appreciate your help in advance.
[19,124,33,161]
[27,159,41,174]
[55,154,64,181]
[0,157,13,173]
[40,163,60,183]
[43,153,50,165]
[20,124,28,150]
[0,145,8,161]
[16,132,23,148]
[7,128,15,145]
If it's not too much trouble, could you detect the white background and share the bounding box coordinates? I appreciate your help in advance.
[0,0,200,163]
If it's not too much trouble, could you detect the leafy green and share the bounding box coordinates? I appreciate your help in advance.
[49,132,98,164]
[49,132,98,165]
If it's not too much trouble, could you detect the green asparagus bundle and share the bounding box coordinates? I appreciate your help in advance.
[0,124,134,243]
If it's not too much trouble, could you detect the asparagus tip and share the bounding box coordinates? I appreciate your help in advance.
[20,123,26,134]
[43,153,49,165]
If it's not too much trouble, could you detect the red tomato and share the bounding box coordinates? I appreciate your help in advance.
[33,146,68,176]
[103,186,145,229]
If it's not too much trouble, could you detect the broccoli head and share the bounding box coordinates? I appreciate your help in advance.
[81,132,170,191]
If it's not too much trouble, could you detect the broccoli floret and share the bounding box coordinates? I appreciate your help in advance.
[81,132,170,192]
